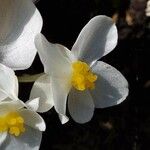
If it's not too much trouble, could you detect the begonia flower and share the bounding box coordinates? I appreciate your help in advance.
[30,15,129,124]
[0,64,45,150]
[0,0,42,70]
[146,0,150,16]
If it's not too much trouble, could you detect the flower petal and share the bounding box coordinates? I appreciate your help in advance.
[0,100,24,116]
[51,77,71,124]
[90,61,129,108]
[0,0,43,70]
[0,63,18,101]
[0,132,7,146]
[19,109,46,131]
[71,15,118,65]
[26,98,40,112]
[0,126,42,150]
[30,74,53,112]
[35,33,75,77]
[68,88,94,123]
[146,0,150,16]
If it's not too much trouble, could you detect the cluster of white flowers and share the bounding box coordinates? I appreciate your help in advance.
[0,0,129,149]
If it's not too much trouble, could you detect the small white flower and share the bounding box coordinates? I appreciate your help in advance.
[0,0,43,70]
[146,0,150,16]
[30,15,129,124]
[0,64,46,150]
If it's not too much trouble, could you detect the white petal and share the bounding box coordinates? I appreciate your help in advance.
[14,77,19,98]
[30,74,53,112]
[71,15,118,65]
[0,132,7,146]
[0,100,24,116]
[90,61,129,108]
[0,64,18,101]
[147,0,150,8]
[26,98,40,112]
[0,0,43,70]
[19,109,46,131]
[0,126,42,150]
[51,77,71,124]
[146,12,150,16]
[68,89,94,124]
[35,33,75,77]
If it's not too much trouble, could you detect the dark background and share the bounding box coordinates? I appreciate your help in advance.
[17,0,150,149]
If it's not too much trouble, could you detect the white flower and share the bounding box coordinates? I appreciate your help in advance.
[30,15,129,124]
[0,0,43,70]
[146,0,150,16]
[0,64,46,150]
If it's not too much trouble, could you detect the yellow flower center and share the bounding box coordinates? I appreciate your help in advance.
[71,61,97,91]
[0,112,25,136]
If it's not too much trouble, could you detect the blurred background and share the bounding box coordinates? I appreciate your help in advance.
[17,0,150,149]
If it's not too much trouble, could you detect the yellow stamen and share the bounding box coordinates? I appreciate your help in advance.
[71,61,97,91]
[0,112,25,136]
